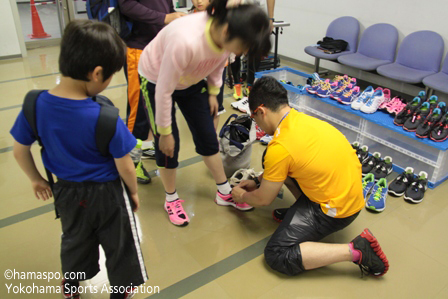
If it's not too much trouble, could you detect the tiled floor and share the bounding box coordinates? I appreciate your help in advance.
[0,46,447,299]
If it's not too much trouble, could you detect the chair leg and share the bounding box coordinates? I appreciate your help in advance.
[314,57,320,73]
[426,87,434,98]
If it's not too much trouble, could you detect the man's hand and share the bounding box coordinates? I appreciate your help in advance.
[238,180,257,192]
[130,192,140,212]
[209,95,218,117]
[159,134,175,158]
[32,179,52,201]
[164,12,186,25]
[231,186,247,203]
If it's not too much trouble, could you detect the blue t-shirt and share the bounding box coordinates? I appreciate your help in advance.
[10,91,137,182]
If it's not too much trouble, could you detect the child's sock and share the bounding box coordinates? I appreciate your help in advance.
[217,181,232,195]
[348,242,361,263]
[166,191,179,202]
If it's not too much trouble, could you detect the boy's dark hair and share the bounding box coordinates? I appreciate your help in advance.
[249,77,289,112]
[59,20,126,82]
[207,0,271,57]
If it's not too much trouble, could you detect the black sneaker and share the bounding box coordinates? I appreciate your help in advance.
[416,107,445,138]
[362,152,381,176]
[430,111,448,142]
[272,208,289,223]
[350,228,389,277]
[388,167,415,197]
[427,95,439,112]
[403,102,431,132]
[404,171,428,204]
[372,156,393,180]
[394,97,421,126]
[352,142,369,163]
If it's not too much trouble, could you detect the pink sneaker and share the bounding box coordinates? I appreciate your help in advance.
[385,97,399,113]
[164,199,189,226]
[379,89,391,109]
[215,192,254,211]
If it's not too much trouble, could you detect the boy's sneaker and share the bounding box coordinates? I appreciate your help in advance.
[164,199,189,226]
[233,83,243,99]
[350,228,389,276]
[362,173,376,199]
[394,97,421,126]
[427,95,439,112]
[61,280,80,299]
[351,86,374,110]
[338,86,361,105]
[360,89,384,114]
[356,145,369,163]
[366,178,388,212]
[372,156,393,180]
[272,207,289,222]
[403,102,431,132]
[416,107,444,138]
[229,168,262,187]
[362,152,381,176]
[316,81,339,98]
[136,161,151,184]
[430,111,448,142]
[404,171,428,204]
[215,192,254,211]
[388,167,415,197]
[417,90,426,102]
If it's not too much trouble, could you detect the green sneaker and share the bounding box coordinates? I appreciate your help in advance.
[136,161,151,184]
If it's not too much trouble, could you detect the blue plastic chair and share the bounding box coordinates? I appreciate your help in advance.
[423,54,448,94]
[377,30,444,84]
[338,23,398,71]
[304,16,360,73]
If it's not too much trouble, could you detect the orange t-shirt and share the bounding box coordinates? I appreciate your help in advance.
[263,109,364,218]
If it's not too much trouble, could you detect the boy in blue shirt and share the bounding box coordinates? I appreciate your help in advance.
[10,20,147,299]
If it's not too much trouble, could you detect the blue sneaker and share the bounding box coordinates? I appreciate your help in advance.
[351,86,374,110]
[366,178,388,212]
[317,81,339,98]
[362,173,376,199]
[338,86,361,105]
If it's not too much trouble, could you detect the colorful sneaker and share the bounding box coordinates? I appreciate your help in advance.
[330,83,352,100]
[350,229,389,276]
[378,89,391,110]
[316,81,339,98]
[366,178,388,212]
[306,79,329,94]
[136,161,151,184]
[233,83,243,99]
[362,173,376,199]
[357,145,369,163]
[362,152,381,176]
[416,107,444,138]
[404,171,428,204]
[272,207,289,222]
[351,86,374,110]
[417,90,426,102]
[360,89,384,114]
[430,111,448,142]
[338,86,361,105]
[394,97,421,126]
[215,192,254,211]
[255,124,266,140]
[388,167,415,197]
[164,199,189,226]
[427,95,438,112]
[245,85,252,97]
[372,156,393,180]
[61,280,80,299]
[403,102,431,132]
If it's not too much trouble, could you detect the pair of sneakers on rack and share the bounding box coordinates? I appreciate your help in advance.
[362,173,388,212]
[361,151,394,180]
[351,86,390,114]
[394,95,448,140]
[379,96,407,115]
[388,167,428,203]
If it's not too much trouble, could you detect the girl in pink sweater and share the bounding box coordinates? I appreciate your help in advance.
[138,0,271,226]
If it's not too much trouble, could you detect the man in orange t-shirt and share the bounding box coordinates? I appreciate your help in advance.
[232,77,389,277]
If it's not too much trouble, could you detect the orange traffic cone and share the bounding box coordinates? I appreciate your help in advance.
[28,0,51,39]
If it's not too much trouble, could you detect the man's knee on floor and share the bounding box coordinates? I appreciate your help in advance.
[264,244,305,276]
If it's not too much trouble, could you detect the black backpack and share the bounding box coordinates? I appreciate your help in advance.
[22,90,119,192]
[317,37,348,54]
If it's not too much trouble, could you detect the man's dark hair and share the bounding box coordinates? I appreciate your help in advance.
[249,77,289,112]
[207,0,271,57]
[59,20,126,82]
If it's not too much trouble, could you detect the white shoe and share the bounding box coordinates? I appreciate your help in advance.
[360,89,385,114]
[230,97,250,114]
[229,168,262,187]
[351,86,374,110]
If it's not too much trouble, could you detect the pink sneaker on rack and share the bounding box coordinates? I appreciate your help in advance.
[215,192,254,211]
[164,199,189,226]
[385,97,400,113]
[379,89,391,109]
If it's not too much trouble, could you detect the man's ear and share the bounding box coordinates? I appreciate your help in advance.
[87,66,103,83]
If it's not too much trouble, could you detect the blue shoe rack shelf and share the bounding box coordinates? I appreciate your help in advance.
[256,67,448,189]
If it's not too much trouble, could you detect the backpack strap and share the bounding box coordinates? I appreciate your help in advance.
[94,95,119,157]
